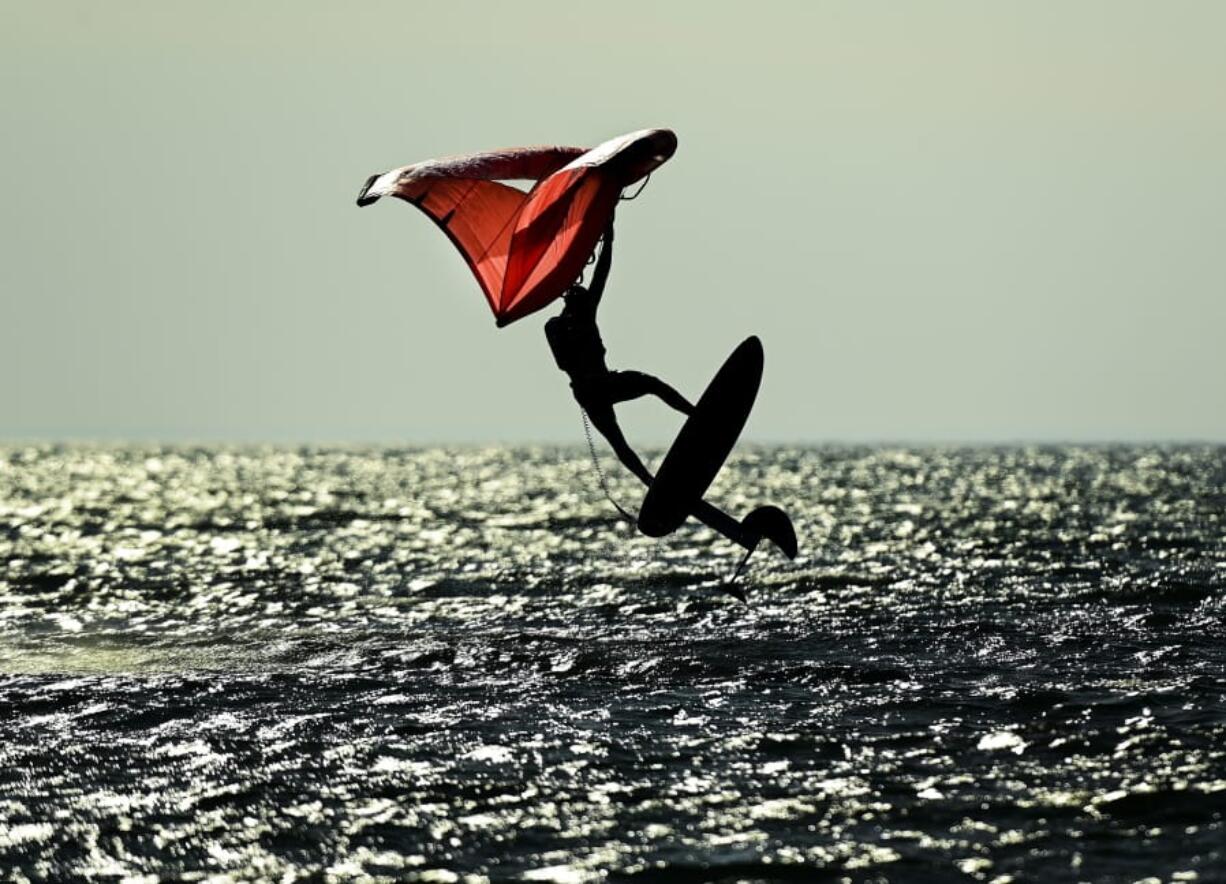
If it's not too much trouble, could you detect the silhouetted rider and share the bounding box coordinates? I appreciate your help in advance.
[546,217,693,485]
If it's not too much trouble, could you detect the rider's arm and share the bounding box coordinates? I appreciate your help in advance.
[588,220,615,309]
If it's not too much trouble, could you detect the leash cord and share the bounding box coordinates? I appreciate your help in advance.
[580,408,635,522]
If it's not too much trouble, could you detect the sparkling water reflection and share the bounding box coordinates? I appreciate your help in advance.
[1,445,1223,881]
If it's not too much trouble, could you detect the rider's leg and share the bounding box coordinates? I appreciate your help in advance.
[607,370,695,416]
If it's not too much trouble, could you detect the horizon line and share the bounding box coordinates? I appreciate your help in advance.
[2,435,1223,449]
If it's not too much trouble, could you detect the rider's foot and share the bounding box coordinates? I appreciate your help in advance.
[741,505,798,559]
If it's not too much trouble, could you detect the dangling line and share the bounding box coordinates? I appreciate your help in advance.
[575,231,608,287]
[580,408,635,522]
[620,174,651,201]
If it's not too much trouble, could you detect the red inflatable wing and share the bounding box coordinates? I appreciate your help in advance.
[357,129,678,327]
[356,146,583,319]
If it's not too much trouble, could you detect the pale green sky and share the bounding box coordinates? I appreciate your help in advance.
[3,1,1224,443]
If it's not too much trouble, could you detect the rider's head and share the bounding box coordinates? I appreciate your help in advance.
[562,284,586,306]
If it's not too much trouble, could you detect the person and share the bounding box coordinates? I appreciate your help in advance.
[545,215,693,486]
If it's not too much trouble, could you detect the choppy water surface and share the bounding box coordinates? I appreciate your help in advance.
[1,445,1224,882]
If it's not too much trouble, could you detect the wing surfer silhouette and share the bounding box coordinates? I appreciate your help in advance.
[545,215,692,486]
[357,130,798,576]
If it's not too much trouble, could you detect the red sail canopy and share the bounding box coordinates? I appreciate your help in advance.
[357,129,677,326]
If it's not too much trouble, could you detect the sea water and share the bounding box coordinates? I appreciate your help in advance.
[1,445,1223,881]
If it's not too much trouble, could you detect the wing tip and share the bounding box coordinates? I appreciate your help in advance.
[356,173,383,207]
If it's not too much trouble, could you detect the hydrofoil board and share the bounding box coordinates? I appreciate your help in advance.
[639,336,764,537]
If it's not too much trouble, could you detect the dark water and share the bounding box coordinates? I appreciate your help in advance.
[1,445,1223,882]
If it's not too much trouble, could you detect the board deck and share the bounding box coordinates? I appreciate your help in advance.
[637,336,764,537]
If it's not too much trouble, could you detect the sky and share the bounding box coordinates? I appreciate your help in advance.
[3,1,1224,444]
